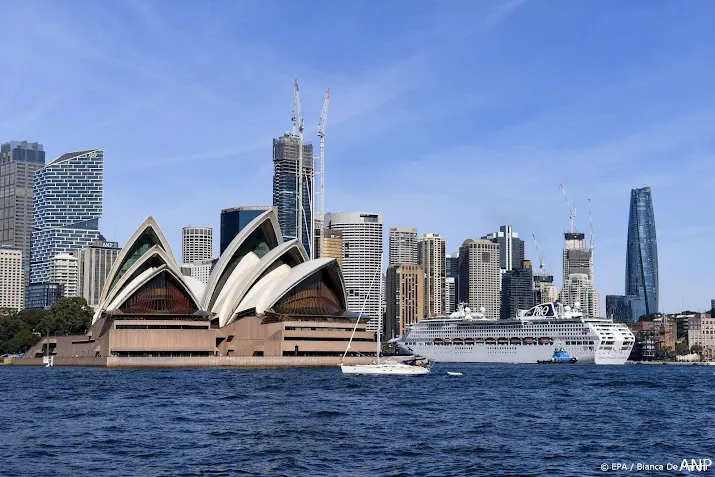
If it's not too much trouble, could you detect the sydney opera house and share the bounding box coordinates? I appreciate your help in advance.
[27,209,375,364]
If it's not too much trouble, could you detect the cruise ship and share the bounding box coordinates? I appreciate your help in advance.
[396,302,635,365]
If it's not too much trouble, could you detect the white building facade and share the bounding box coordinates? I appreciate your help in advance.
[325,212,383,332]
[74,240,121,308]
[418,233,446,317]
[180,259,216,285]
[182,226,213,263]
[388,227,418,266]
[50,253,79,298]
[560,273,600,319]
[0,247,24,311]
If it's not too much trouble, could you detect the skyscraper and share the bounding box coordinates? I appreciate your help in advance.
[0,247,24,311]
[220,206,272,254]
[31,149,104,284]
[446,253,459,312]
[273,134,314,256]
[560,273,600,319]
[458,239,500,318]
[0,141,46,289]
[484,225,524,271]
[320,229,343,267]
[562,232,592,286]
[418,233,446,317]
[626,187,659,315]
[74,239,121,308]
[182,226,213,263]
[500,262,535,319]
[389,227,418,266]
[385,263,424,340]
[605,294,646,323]
[325,212,383,331]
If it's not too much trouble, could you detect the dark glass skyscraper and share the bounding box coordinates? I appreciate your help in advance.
[272,134,313,255]
[626,187,659,315]
[220,206,272,254]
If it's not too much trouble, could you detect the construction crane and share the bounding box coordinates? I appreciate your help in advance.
[315,88,330,259]
[532,234,547,275]
[559,184,576,233]
[588,197,594,280]
[293,79,308,257]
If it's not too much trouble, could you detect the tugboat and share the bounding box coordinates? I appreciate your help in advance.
[537,347,578,364]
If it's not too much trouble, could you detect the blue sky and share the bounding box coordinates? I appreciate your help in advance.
[2,0,714,313]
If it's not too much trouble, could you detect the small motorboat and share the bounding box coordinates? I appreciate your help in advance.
[447,371,463,376]
[537,347,578,364]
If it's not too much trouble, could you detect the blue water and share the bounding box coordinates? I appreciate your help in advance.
[1,364,713,476]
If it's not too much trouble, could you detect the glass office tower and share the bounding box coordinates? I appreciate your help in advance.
[30,149,104,284]
[625,187,659,315]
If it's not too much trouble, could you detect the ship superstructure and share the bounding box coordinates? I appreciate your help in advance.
[397,302,634,364]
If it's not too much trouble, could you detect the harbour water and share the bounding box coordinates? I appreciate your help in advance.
[1,364,713,476]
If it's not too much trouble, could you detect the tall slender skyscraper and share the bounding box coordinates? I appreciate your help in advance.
[0,141,46,289]
[458,239,500,318]
[30,149,103,284]
[273,134,314,256]
[385,263,424,340]
[483,225,524,271]
[626,187,659,315]
[0,247,24,311]
[389,227,418,266]
[418,233,446,317]
[325,212,383,331]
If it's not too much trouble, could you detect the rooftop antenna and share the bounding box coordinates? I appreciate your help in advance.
[559,184,576,233]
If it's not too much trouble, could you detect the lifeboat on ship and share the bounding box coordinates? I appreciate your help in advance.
[510,337,522,345]
[434,338,443,345]
[464,338,475,345]
[523,337,536,345]
[453,338,463,345]
[485,338,496,345]
[443,338,452,345]
[538,337,553,345]
[474,338,485,344]
[497,337,508,345]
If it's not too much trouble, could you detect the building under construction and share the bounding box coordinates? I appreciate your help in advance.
[272,133,314,254]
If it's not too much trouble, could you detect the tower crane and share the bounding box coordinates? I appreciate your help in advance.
[532,234,547,275]
[589,197,594,280]
[293,79,308,257]
[559,184,576,233]
[315,89,330,258]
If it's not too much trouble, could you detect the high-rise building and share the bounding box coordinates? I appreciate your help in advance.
[50,253,79,298]
[26,283,63,309]
[458,239,500,318]
[73,239,121,308]
[385,263,424,340]
[389,227,418,266]
[320,229,343,267]
[562,232,592,287]
[0,247,24,311]
[483,225,525,271]
[560,273,600,319]
[501,261,535,318]
[533,274,558,305]
[606,295,646,323]
[446,253,459,312]
[418,233,446,317]
[30,149,103,284]
[325,212,383,331]
[446,276,456,314]
[182,226,213,263]
[220,206,272,254]
[711,299,715,317]
[0,141,46,290]
[273,134,314,256]
[180,259,215,285]
[626,187,659,315]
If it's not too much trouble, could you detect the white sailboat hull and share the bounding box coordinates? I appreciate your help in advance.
[340,363,430,375]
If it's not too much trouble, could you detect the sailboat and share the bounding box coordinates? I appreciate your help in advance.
[340,253,431,376]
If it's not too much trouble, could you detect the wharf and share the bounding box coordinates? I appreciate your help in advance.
[2,356,375,368]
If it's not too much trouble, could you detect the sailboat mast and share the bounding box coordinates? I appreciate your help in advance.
[342,252,383,362]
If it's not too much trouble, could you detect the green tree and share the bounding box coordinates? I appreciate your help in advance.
[38,297,93,336]
[691,344,703,355]
[7,329,39,354]
[675,341,690,355]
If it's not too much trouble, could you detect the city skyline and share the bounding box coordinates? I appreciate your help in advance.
[2,1,714,313]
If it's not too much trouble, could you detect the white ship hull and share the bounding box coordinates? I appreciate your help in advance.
[397,303,635,365]
[398,341,631,365]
